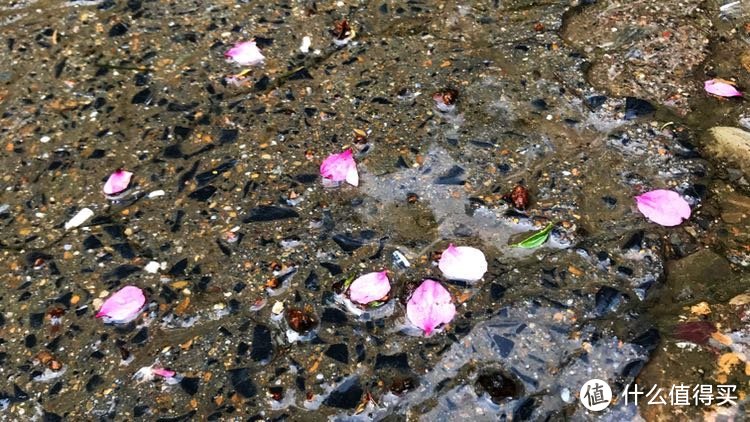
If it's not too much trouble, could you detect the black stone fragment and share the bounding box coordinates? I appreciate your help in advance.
[219,129,238,144]
[476,370,522,403]
[180,377,200,395]
[325,344,349,364]
[251,325,273,362]
[13,384,29,401]
[434,165,465,185]
[594,286,624,317]
[130,327,148,344]
[304,271,320,291]
[530,98,547,111]
[30,312,44,328]
[131,88,152,105]
[371,97,392,105]
[321,307,347,324]
[630,328,660,353]
[83,235,103,250]
[624,97,655,120]
[320,262,342,275]
[332,234,365,252]
[374,353,409,370]
[244,206,299,222]
[288,68,313,80]
[254,76,270,91]
[229,368,257,398]
[492,335,514,357]
[53,58,66,78]
[622,230,644,251]
[195,160,237,186]
[188,185,217,202]
[103,265,141,282]
[586,95,607,110]
[490,283,506,300]
[323,378,363,409]
[513,397,536,420]
[163,144,183,159]
[108,23,128,37]
[43,412,62,422]
[168,258,188,276]
[113,243,136,259]
[133,405,149,417]
[85,375,103,392]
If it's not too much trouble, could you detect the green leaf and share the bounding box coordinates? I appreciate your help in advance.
[512,223,554,248]
[342,274,356,290]
[368,300,385,308]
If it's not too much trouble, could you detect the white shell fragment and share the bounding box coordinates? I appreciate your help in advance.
[64,207,94,230]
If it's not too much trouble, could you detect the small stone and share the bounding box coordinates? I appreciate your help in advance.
[271,301,284,315]
[144,261,160,273]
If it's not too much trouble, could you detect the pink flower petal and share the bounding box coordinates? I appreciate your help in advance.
[438,244,488,282]
[406,279,455,336]
[152,367,176,378]
[320,149,359,186]
[103,169,133,196]
[348,270,390,304]
[704,79,742,97]
[635,189,691,227]
[225,41,265,66]
[96,285,146,324]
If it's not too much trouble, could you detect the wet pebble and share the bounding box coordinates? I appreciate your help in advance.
[244,206,299,222]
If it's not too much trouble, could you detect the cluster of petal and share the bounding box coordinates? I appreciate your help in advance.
[635,189,691,227]
[704,79,742,97]
[320,149,359,186]
[406,279,456,335]
[348,270,390,304]
[96,285,146,324]
[225,41,265,66]
[438,244,487,282]
[103,169,133,196]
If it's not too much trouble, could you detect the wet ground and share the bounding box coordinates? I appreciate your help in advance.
[1,0,749,420]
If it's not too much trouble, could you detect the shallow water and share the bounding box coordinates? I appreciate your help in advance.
[0,0,749,420]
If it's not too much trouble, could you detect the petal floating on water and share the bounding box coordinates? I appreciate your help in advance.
[406,279,456,336]
[96,285,146,324]
[348,270,390,304]
[635,189,691,227]
[704,79,742,97]
[103,169,133,196]
[320,149,358,187]
[438,244,488,282]
[225,41,265,66]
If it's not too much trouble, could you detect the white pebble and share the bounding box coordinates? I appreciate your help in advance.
[144,261,161,273]
[147,190,165,199]
[64,207,93,230]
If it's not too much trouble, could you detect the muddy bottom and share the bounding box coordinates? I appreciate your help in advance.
[0,0,749,420]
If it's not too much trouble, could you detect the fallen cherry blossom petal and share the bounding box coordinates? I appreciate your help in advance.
[96,285,146,324]
[225,41,265,66]
[635,189,691,227]
[406,279,456,335]
[438,244,488,282]
[64,207,94,230]
[320,149,359,186]
[103,169,133,196]
[704,79,742,97]
[152,367,176,378]
[348,270,390,304]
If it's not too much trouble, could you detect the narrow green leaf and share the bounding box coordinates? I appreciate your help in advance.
[342,274,356,290]
[368,300,385,308]
[512,223,554,248]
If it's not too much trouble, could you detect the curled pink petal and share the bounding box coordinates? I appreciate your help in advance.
[225,41,265,66]
[635,189,691,227]
[152,368,176,378]
[438,244,488,282]
[348,270,390,304]
[320,149,359,187]
[103,169,133,196]
[96,285,146,324]
[704,79,742,97]
[406,279,455,336]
